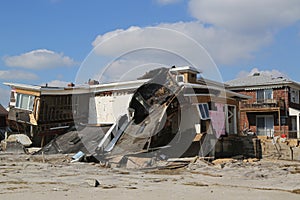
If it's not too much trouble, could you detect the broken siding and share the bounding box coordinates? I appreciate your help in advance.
[87,80,149,125]
[38,93,90,125]
[88,92,133,125]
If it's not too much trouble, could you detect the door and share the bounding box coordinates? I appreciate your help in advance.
[256,115,274,137]
[226,105,237,134]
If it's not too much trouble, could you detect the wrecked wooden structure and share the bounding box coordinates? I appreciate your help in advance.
[4,79,149,147]
[4,83,90,146]
[5,66,263,163]
[91,66,252,162]
[87,79,148,125]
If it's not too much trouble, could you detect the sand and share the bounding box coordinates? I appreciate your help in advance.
[0,153,300,200]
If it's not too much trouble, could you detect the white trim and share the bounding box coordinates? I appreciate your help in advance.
[245,85,284,90]
[196,103,210,120]
[4,79,150,96]
[289,107,300,138]
[170,66,201,73]
[183,83,251,99]
[4,82,41,91]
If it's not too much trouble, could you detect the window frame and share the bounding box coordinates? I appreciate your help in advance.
[15,93,35,111]
[257,89,273,102]
[290,88,299,104]
[197,103,210,120]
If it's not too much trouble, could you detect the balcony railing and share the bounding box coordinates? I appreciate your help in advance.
[255,130,299,139]
[241,99,285,110]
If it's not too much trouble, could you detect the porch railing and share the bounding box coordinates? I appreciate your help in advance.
[241,99,285,109]
[255,130,299,139]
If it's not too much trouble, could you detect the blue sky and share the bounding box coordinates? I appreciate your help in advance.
[1,0,300,106]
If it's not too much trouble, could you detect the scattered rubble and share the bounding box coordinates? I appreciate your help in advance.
[1,153,300,199]
[85,179,100,187]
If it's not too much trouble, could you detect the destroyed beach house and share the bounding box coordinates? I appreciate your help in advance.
[93,67,251,160]
[3,82,91,146]
[4,66,251,159]
[3,79,147,147]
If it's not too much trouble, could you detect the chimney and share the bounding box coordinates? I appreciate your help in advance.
[68,82,75,87]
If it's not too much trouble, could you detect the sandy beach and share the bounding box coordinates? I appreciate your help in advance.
[0,153,299,200]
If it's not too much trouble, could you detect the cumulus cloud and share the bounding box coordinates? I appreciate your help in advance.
[156,0,182,5]
[90,25,223,81]
[188,0,300,33]
[237,68,288,78]
[0,70,38,81]
[91,23,271,67]
[89,1,300,81]
[3,49,77,69]
[158,21,272,64]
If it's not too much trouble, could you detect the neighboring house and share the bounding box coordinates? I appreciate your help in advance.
[226,72,300,139]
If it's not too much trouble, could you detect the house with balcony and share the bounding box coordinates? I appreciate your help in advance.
[226,72,300,139]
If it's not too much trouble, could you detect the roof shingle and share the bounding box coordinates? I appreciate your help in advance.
[226,73,292,88]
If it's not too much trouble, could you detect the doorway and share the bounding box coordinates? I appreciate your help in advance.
[256,115,274,137]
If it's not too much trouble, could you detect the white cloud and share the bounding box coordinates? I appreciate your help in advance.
[0,70,38,81]
[188,0,300,33]
[89,1,300,82]
[91,23,271,67]
[237,68,288,78]
[3,49,77,69]
[158,21,272,64]
[156,0,182,5]
[90,25,223,81]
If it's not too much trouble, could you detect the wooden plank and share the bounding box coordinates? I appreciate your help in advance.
[240,107,280,112]
[193,133,203,142]
[167,156,198,162]
[15,88,40,96]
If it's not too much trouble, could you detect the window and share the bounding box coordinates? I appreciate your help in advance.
[257,89,273,103]
[176,75,185,83]
[290,88,299,104]
[15,93,35,111]
[198,103,210,120]
[290,116,297,131]
[256,115,274,137]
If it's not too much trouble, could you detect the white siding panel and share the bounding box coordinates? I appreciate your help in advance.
[88,94,133,125]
